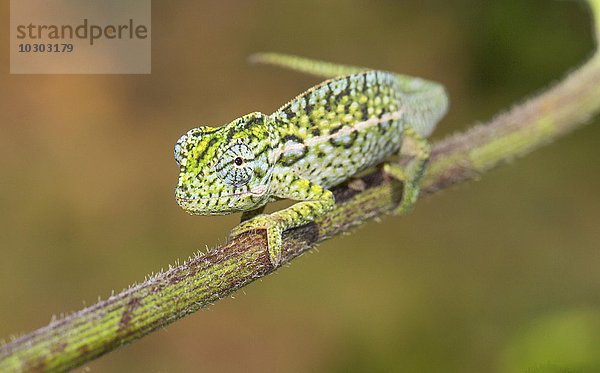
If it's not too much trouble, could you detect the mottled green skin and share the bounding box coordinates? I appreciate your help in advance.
[175,54,448,266]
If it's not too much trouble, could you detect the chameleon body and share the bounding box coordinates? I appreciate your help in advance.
[174,53,448,267]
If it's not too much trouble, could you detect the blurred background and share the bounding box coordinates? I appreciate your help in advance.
[1,0,600,372]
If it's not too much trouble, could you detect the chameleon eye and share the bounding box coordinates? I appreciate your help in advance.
[216,143,255,186]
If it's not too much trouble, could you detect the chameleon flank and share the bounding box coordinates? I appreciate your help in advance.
[174,53,448,267]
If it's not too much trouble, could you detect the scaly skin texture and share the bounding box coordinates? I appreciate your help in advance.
[174,53,448,266]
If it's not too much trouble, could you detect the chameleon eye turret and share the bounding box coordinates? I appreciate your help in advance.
[215,143,255,187]
[174,53,448,268]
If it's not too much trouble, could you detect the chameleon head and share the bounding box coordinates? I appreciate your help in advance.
[174,112,275,215]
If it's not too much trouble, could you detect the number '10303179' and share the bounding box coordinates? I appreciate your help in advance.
[18,43,74,53]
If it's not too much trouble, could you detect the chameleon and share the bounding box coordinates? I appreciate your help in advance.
[174,53,448,267]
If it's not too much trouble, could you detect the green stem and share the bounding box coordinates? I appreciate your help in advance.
[2,4,600,372]
[424,53,600,193]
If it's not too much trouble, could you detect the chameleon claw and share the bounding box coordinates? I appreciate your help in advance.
[229,216,283,267]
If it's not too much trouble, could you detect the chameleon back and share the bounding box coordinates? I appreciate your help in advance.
[268,70,441,189]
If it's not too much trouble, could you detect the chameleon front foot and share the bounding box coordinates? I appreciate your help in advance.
[229,215,283,267]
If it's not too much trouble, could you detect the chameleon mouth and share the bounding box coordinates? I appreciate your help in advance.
[175,192,251,203]
[175,190,266,203]
[175,189,267,215]
[175,185,268,203]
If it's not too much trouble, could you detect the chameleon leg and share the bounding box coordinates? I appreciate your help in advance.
[383,126,432,215]
[240,205,266,223]
[229,174,334,267]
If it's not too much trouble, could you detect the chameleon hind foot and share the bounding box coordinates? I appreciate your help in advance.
[384,163,420,215]
[229,215,284,267]
[384,126,432,215]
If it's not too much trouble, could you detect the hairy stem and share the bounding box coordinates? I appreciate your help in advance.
[2,2,600,371]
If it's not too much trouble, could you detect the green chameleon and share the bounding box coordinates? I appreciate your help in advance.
[174,53,448,267]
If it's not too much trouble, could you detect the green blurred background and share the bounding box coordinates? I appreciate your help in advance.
[2,0,600,372]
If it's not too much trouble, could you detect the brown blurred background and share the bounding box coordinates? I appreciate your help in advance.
[1,1,600,372]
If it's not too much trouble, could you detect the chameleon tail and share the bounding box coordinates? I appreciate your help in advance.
[249,52,366,79]
[398,77,449,138]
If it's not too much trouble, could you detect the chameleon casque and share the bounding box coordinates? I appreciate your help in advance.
[174,53,448,267]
